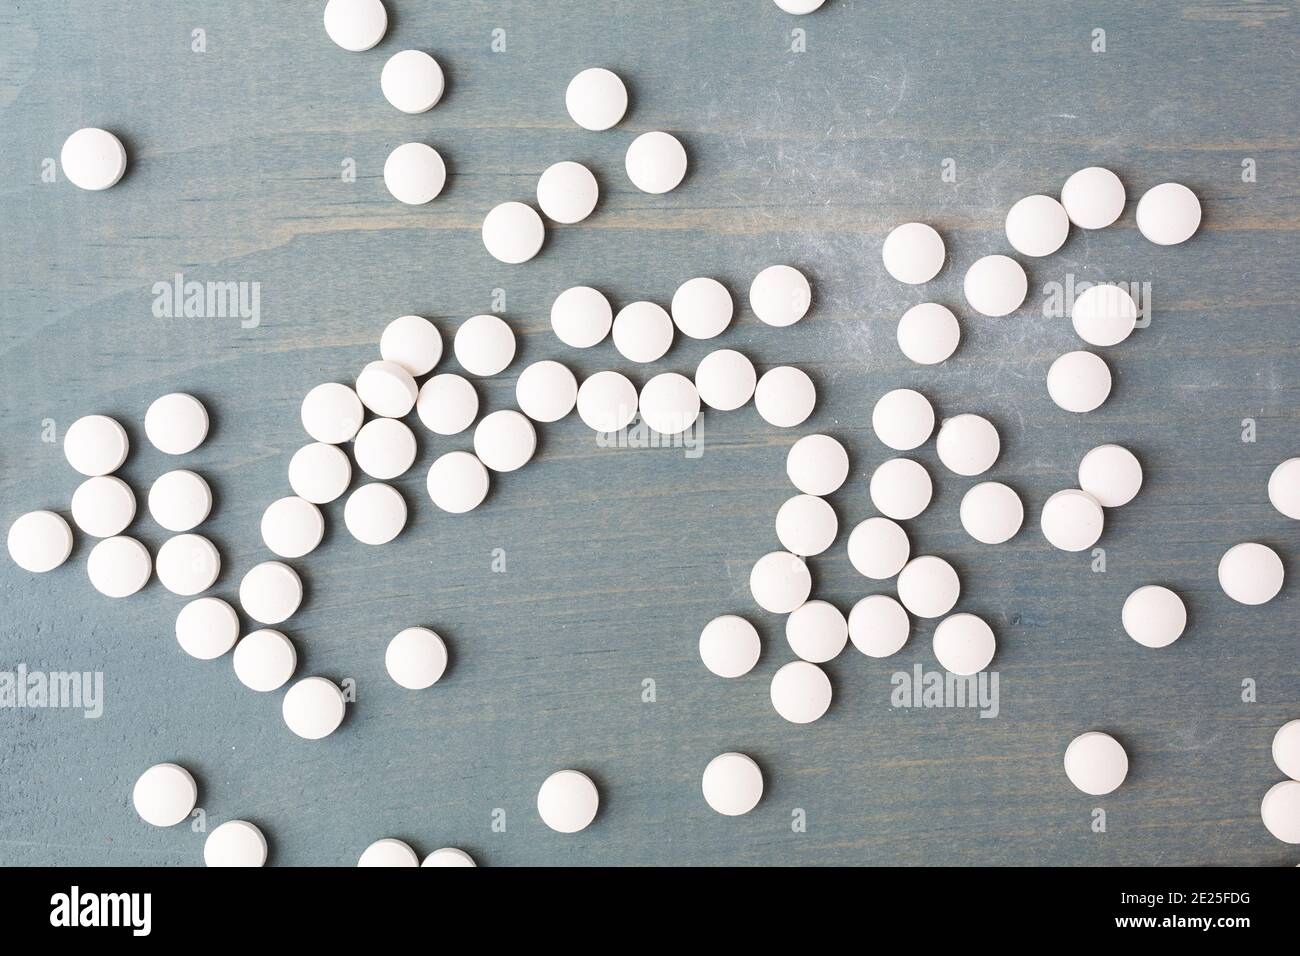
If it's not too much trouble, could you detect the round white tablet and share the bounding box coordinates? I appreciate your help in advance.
[358,839,418,867]
[1261,780,1300,844]
[1218,542,1284,605]
[422,848,476,867]
[933,612,996,675]
[551,286,613,348]
[204,820,267,868]
[869,458,932,521]
[71,475,135,537]
[156,533,220,596]
[353,417,417,480]
[1136,182,1201,246]
[385,627,448,689]
[261,496,325,559]
[565,67,627,131]
[356,360,418,418]
[882,222,945,284]
[872,388,934,451]
[323,0,387,51]
[380,314,442,377]
[301,382,363,444]
[1268,458,1300,520]
[786,600,848,663]
[473,409,537,472]
[754,366,816,428]
[517,360,578,423]
[454,314,516,376]
[1060,167,1126,230]
[749,551,812,614]
[936,413,1000,476]
[239,561,303,625]
[427,451,490,514]
[848,594,910,658]
[380,50,444,113]
[416,373,479,435]
[1078,444,1143,507]
[283,677,346,740]
[702,752,764,816]
[695,349,756,412]
[383,143,446,205]
[175,597,239,660]
[963,255,1028,317]
[537,161,599,224]
[577,371,638,432]
[7,510,74,573]
[1005,194,1069,257]
[87,536,151,597]
[232,629,297,692]
[482,201,545,264]
[1273,720,1300,781]
[344,483,406,544]
[612,301,674,363]
[786,434,849,497]
[132,763,197,827]
[1121,585,1186,648]
[769,661,832,724]
[1040,489,1105,552]
[775,495,838,557]
[671,277,733,339]
[625,131,688,194]
[1071,283,1138,348]
[698,615,761,678]
[64,415,128,476]
[774,0,826,14]
[537,770,599,833]
[60,128,127,191]
[959,482,1024,544]
[1064,732,1128,795]
[897,302,960,365]
[148,469,212,532]
[897,555,960,619]
[847,516,910,579]
[749,265,812,327]
[1047,350,1112,413]
[639,373,700,435]
[145,393,208,455]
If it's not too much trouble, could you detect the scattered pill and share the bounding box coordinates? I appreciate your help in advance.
[612,301,674,363]
[7,510,74,573]
[239,561,303,625]
[144,393,208,455]
[1046,350,1112,413]
[639,373,700,435]
[204,820,267,867]
[749,551,812,614]
[344,482,407,545]
[416,373,479,435]
[385,626,448,689]
[1060,167,1125,230]
[383,142,446,204]
[848,594,910,658]
[577,371,638,432]
[932,612,996,675]
[454,314,517,376]
[775,494,838,557]
[482,201,546,264]
[773,0,826,14]
[671,277,733,339]
[87,535,151,597]
[132,763,197,827]
[1071,283,1138,347]
[1078,444,1142,507]
[699,615,761,678]
[1063,731,1128,795]
[283,676,346,740]
[786,434,848,497]
[625,131,688,194]
[148,469,212,532]
[70,475,135,538]
[897,555,960,619]
[323,0,387,51]
[1273,720,1300,781]
[380,314,442,377]
[1268,458,1300,520]
[786,600,848,663]
[959,482,1024,544]
[1218,542,1284,605]
[1040,489,1105,552]
[847,516,910,579]
[963,255,1028,317]
[64,414,128,477]
[1136,182,1201,246]
[233,629,297,692]
[301,382,363,444]
[551,286,613,348]
[936,413,1000,476]
[358,838,418,867]
[537,770,599,833]
[60,127,128,191]
[1005,194,1070,257]
[423,848,476,867]
[1121,585,1186,648]
[356,360,418,418]
[882,222,945,284]
[156,533,220,596]
[702,752,764,816]
[749,265,812,327]
[175,597,239,660]
[897,302,960,365]
[261,496,325,559]
[537,161,599,224]
[565,67,627,131]
[695,349,756,411]
[517,360,578,423]
[1261,780,1300,844]
[770,660,832,724]
[380,50,444,113]
[869,458,933,521]
[872,388,934,451]
[353,418,417,480]
[473,409,537,472]
[426,451,491,513]
[754,366,816,428]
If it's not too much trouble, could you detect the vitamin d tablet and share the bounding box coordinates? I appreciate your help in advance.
[71,475,135,537]
[537,770,599,833]
[289,443,351,504]
[672,277,733,339]
[577,370,638,432]
[872,388,934,451]
[385,627,448,689]
[380,314,442,377]
[773,0,826,13]
[232,629,297,691]
[639,373,700,435]
[301,382,363,444]
[551,286,613,348]
[786,600,848,663]
[239,561,302,625]
[1136,182,1201,246]
[1273,720,1300,781]
[882,222,945,284]
[936,413,1000,476]
[695,349,756,411]
[482,201,545,264]
[897,555,960,619]
[749,265,812,327]
[204,820,267,867]
[1121,585,1186,648]
[1005,195,1069,257]
[261,496,325,558]
[426,451,490,513]
[133,763,197,827]
[749,551,812,614]
[148,470,211,532]
[702,753,764,816]
[932,612,996,675]
[897,302,960,365]
[963,255,1027,317]
[380,50,444,113]
[537,161,599,224]
[88,536,151,597]
[612,301,674,363]
[356,360,418,418]
[786,434,848,496]
[1218,542,1284,605]
[1071,284,1137,347]
[323,0,387,51]
[1060,167,1125,230]
[60,128,127,191]
[959,482,1023,544]
[156,533,220,596]
[1261,780,1300,844]
[1078,444,1142,507]
[1063,732,1128,796]
[417,373,479,435]
[175,597,239,660]
[625,131,687,194]
[776,495,838,556]
[847,516,910,579]
[1040,489,1104,552]
[423,848,476,867]
[473,409,537,472]
[64,415,128,476]
[869,458,932,521]
[358,838,418,867]
[848,594,910,658]
[455,314,516,376]
[354,418,417,480]
[699,615,761,678]
[7,510,73,573]
[517,361,578,423]
[1268,458,1300,520]
[145,393,209,454]
[283,677,346,740]
[383,143,446,204]
[344,483,407,544]
[770,661,832,724]
[755,366,816,428]
[1047,350,1111,413]
[565,67,627,131]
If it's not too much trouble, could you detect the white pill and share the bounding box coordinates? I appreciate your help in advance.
[517,360,578,423]
[145,393,209,455]
[882,222,945,284]
[416,373,479,435]
[774,0,826,13]
[748,265,812,327]
[383,143,446,205]
[156,533,220,596]
[959,482,1024,544]
[1064,732,1129,795]
[1121,585,1186,648]
[695,349,756,412]
[1267,458,1300,520]
[426,451,490,514]
[473,409,537,472]
[702,752,764,816]
[1005,194,1070,257]
[639,373,700,436]
[204,820,267,868]
[380,50,444,113]
[1273,720,1300,781]
[936,413,1000,476]
[482,201,545,264]
[963,255,1028,317]
[551,286,612,348]
[132,763,197,827]
[301,383,363,444]
[565,67,627,131]
[577,371,638,432]
[261,496,325,559]
[775,494,837,557]
[147,469,212,532]
[770,660,832,724]
[7,510,74,573]
[283,677,346,740]
[1071,283,1138,348]
[239,561,303,625]
[1218,542,1284,605]
[786,600,848,663]
[64,415,128,476]
[933,613,996,675]
[233,629,297,692]
[380,314,442,377]
[454,314,516,376]
[625,131,687,194]
[344,482,406,544]
[671,277,733,339]
[897,302,960,365]
[385,627,448,689]
[1261,780,1300,844]
[1047,350,1112,413]
[846,516,910,579]
[1060,167,1126,230]
[1040,489,1105,552]
[1136,182,1201,246]
[897,555,960,619]
[612,301,674,363]
[422,848,476,867]
[356,360,418,418]
[872,388,934,451]
[60,128,127,191]
[537,161,599,224]
[755,366,816,428]
[358,838,418,867]
[869,457,932,521]
[537,770,599,833]
[323,0,386,51]
[87,536,151,597]
[698,615,761,678]
[848,594,910,658]
[289,443,350,505]
[1078,444,1143,507]
[353,417,417,480]
[786,434,848,497]
[749,551,812,614]
[175,597,239,660]
[71,475,135,538]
